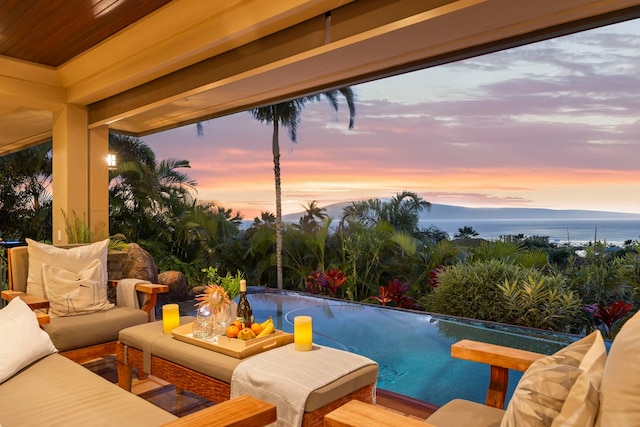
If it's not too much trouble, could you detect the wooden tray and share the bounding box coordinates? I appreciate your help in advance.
[172,322,293,359]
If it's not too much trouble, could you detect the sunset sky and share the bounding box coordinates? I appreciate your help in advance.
[143,18,640,220]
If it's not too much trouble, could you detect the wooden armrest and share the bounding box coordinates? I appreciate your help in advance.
[324,400,434,427]
[106,280,168,294]
[1,290,50,310]
[36,312,50,326]
[161,394,276,427]
[451,340,545,409]
[106,280,168,322]
[134,283,169,294]
[451,339,543,372]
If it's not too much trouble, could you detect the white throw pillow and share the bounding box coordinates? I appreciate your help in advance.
[0,297,57,383]
[26,238,109,299]
[501,331,606,427]
[43,260,114,316]
[595,309,640,426]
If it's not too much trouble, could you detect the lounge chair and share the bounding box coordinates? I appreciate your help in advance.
[325,309,640,427]
[2,239,168,363]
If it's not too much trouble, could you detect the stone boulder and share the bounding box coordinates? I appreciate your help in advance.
[121,243,159,283]
[158,270,189,302]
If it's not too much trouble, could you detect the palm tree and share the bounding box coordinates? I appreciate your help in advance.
[109,134,196,240]
[251,88,356,289]
[342,191,430,234]
[0,142,53,240]
[454,226,479,239]
[298,200,328,233]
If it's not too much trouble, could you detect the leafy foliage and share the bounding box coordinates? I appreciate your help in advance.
[583,300,634,338]
[426,259,580,330]
[201,267,244,300]
[498,276,582,331]
[0,142,52,241]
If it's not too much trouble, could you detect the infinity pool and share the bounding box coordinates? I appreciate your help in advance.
[181,289,579,407]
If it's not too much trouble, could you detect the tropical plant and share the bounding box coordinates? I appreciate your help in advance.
[108,133,196,241]
[0,141,53,241]
[62,210,107,243]
[305,267,347,297]
[339,221,392,301]
[201,266,244,300]
[472,240,548,268]
[498,276,582,331]
[250,88,356,289]
[427,259,556,326]
[582,301,634,338]
[369,278,419,309]
[341,191,430,234]
[454,226,479,239]
[297,200,328,233]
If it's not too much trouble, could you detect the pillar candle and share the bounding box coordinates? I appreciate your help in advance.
[162,303,180,334]
[294,316,313,351]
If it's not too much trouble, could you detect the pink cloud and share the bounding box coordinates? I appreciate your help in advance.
[141,21,640,218]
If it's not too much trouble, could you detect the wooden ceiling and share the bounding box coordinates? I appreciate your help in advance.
[2,0,640,156]
[0,0,172,67]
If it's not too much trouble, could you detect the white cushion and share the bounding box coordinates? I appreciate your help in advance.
[0,297,57,383]
[501,331,606,427]
[595,310,640,426]
[43,260,114,316]
[26,238,109,299]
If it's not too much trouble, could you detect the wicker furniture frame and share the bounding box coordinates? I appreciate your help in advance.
[116,342,374,427]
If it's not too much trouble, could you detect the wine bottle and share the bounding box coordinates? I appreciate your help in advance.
[236,279,254,327]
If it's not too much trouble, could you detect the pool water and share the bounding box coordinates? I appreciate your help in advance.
[180,289,580,407]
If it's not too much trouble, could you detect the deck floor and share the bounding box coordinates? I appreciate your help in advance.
[82,354,436,421]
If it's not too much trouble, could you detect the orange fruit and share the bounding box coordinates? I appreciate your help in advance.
[237,328,257,341]
[251,322,264,335]
[231,320,243,329]
[225,325,240,338]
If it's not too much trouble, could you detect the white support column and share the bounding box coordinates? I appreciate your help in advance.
[52,104,89,245]
[89,125,110,241]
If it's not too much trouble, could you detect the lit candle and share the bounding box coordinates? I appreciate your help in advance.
[294,316,313,351]
[162,303,180,334]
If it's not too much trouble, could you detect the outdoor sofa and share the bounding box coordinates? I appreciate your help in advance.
[3,239,168,363]
[0,297,276,427]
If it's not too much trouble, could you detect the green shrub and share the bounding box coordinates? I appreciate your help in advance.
[426,259,534,322]
[426,259,580,332]
[498,276,582,331]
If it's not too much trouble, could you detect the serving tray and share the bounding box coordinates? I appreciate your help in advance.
[172,322,293,358]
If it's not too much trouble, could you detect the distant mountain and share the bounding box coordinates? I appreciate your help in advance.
[283,202,640,222]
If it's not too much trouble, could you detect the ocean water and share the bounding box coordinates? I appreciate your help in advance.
[422,218,640,246]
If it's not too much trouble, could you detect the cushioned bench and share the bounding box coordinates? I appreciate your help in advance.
[117,318,379,427]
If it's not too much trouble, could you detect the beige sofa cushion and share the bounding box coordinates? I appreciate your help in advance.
[0,297,57,383]
[26,238,109,299]
[595,309,640,426]
[426,399,504,427]
[0,353,177,427]
[45,306,147,351]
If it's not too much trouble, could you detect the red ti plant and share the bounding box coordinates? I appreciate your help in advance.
[371,278,419,309]
[305,271,326,294]
[371,286,393,306]
[305,267,347,297]
[324,267,347,296]
[582,300,634,338]
[427,267,442,288]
